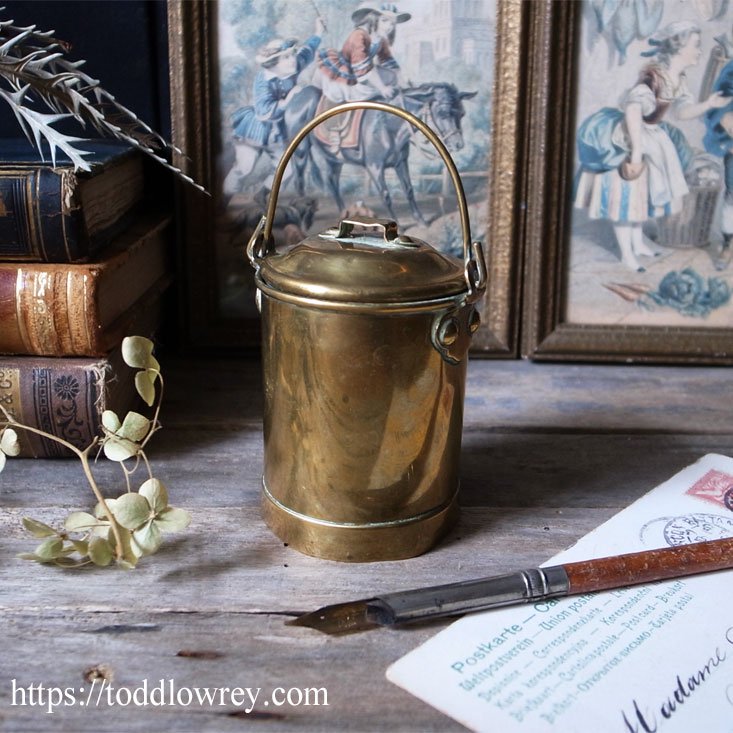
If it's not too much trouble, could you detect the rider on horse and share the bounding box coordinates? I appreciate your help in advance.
[314,3,411,151]
[223,18,325,199]
[316,3,410,104]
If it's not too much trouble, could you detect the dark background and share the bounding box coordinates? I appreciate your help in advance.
[0,1,183,348]
[0,1,170,140]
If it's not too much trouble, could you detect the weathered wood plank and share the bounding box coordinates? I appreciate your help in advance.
[160,357,733,433]
[0,609,461,732]
[464,360,733,433]
[459,433,733,506]
[2,430,729,510]
[2,356,732,732]
[0,506,616,614]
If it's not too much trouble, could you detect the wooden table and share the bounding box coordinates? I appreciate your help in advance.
[2,358,731,732]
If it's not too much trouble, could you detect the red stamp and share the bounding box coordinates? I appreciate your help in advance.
[686,469,733,509]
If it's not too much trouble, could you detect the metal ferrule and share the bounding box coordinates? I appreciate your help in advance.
[376,566,571,624]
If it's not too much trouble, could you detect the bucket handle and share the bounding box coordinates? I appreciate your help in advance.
[246,100,486,299]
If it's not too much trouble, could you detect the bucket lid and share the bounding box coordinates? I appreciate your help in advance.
[257,217,468,305]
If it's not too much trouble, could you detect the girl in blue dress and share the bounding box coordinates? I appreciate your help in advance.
[575,21,728,272]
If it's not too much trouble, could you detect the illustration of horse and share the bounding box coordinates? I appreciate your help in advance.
[283,82,477,225]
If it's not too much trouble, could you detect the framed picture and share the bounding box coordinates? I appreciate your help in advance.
[523,1,733,363]
[168,0,526,354]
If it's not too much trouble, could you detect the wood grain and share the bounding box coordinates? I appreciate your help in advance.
[1,357,731,732]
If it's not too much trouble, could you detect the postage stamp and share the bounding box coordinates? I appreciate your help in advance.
[685,469,733,509]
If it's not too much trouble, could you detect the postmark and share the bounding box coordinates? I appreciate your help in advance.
[640,513,733,547]
[724,488,733,512]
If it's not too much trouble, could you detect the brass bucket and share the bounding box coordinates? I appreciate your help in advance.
[247,101,486,562]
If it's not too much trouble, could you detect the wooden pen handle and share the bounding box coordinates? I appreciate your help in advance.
[563,536,733,594]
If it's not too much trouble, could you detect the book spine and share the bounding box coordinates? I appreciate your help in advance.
[0,215,170,357]
[0,284,161,458]
[0,167,84,262]
[0,267,101,355]
[0,360,103,457]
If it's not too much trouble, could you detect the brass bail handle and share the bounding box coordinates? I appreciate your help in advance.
[246,100,487,298]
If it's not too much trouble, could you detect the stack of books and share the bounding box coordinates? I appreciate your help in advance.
[0,140,172,457]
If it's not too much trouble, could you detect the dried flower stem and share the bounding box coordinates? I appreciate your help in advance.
[3,337,189,570]
[0,404,126,562]
[140,375,164,452]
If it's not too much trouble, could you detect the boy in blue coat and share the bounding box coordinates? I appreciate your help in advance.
[223,19,324,199]
[704,57,733,270]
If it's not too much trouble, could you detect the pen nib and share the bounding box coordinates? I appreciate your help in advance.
[286,600,387,635]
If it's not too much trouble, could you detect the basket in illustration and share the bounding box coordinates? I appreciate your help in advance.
[652,155,722,249]
[653,184,721,248]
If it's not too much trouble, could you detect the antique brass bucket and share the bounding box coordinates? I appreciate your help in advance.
[246,101,486,562]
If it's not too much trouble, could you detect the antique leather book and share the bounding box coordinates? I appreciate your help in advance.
[0,285,166,458]
[0,213,171,357]
[0,139,145,262]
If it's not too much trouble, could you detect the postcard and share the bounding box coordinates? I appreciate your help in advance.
[387,454,733,732]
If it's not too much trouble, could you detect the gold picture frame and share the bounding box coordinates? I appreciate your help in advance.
[168,0,527,354]
[522,1,733,364]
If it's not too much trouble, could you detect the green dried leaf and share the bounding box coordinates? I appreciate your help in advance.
[71,539,89,555]
[90,523,110,538]
[0,451,4,472]
[109,526,138,567]
[110,493,150,530]
[64,511,98,532]
[134,370,156,407]
[101,410,121,433]
[116,558,136,570]
[132,519,162,556]
[155,507,191,533]
[122,336,159,371]
[1,427,20,456]
[94,499,116,520]
[103,435,138,462]
[34,537,63,560]
[118,411,150,442]
[22,517,56,538]
[88,536,113,566]
[129,536,145,559]
[17,552,46,563]
[139,478,168,514]
[53,556,89,568]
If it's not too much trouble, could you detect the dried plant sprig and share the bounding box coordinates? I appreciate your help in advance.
[0,14,205,192]
[0,336,190,570]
